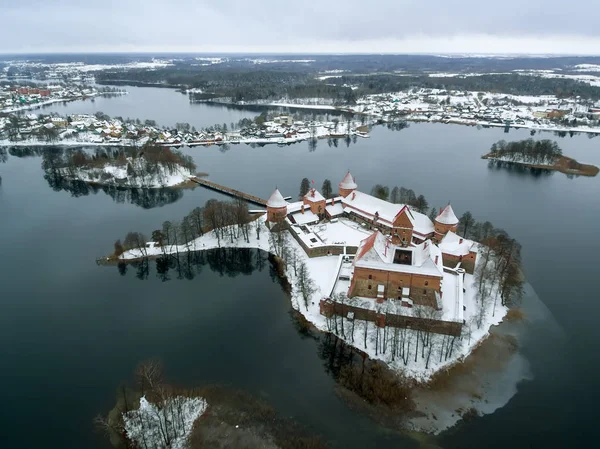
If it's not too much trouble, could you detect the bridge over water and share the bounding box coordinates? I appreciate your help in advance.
[189,176,267,206]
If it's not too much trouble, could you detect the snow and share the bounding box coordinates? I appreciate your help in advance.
[266,188,288,208]
[119,215,507,384]
[290,217,370,247]
[123,396,207,449]
[435,204,459,225]
[325,202,345,217]
[304,188,325,202]
[439,231,475,257]
[339,171,358,190]
[341,191,434,235]
[60,157,193,188]
[354,232,444,277]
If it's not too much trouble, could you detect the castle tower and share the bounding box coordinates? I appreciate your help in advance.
[338,171,358,198]
[434,204,459,241]
[266,188,288,223]
[303,188,326,215]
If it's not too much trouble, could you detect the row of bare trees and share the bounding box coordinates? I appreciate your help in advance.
[267,230,317,310]
[474,232,523,325]
[114,198,259,258]
[323,294,456,370]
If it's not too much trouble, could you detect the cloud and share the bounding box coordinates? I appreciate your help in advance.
[1,0,599,54]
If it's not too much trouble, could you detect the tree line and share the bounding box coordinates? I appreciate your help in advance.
[330,73,600,100]
[113,198,259,258]
[458,210,524,314]
[371,184,432,215]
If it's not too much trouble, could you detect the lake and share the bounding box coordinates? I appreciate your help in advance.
[1,87,599,449]
[36,85,258,129]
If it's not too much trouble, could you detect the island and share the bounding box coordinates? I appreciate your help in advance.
[482,138,599,177]
[42,145,198,188]
[98,171,525,443]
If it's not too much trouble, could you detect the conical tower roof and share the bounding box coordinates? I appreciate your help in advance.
[435,204,459,225]
[339,171,357,190]
[266,188,288,208]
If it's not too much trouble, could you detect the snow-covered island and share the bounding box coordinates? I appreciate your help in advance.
[106,172,524,434]
[482,138,599,177]
[43,146,198,189]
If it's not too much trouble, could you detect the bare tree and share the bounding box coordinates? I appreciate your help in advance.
[297,261,317,310]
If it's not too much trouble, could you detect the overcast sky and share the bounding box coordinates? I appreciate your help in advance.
[2,0,600,54]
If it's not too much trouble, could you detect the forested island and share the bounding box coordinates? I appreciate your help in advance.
[42,145,198,188]
[482,139,599,177]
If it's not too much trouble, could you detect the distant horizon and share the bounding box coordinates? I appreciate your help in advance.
[2,51,600,58]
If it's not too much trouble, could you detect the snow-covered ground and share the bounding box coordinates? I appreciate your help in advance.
[120,215,507,383]
[59,157,193,188]
[123,396,207,449]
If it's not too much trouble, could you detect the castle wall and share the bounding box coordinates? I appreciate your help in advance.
[320,300,462,336]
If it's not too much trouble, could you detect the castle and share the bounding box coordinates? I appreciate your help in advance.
[265,172,478,333]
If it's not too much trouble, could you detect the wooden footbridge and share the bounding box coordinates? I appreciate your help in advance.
[189,176,267,206]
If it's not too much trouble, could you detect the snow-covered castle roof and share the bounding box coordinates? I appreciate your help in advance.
[304,188,325,202]
[354,231,443,277]
[339,171,358,190]
[267,188,288,208]
[435,204,459,225]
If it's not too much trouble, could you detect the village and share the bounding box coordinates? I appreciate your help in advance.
[0,109,369,147]
[0,83,125,113]
[348,88,600,133]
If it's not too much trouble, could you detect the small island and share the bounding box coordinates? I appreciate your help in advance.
[42,145,198,188]
[482,138,599,177]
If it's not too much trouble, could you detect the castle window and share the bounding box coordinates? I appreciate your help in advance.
[368,285,372,290]
[368,274,372,280]
[425,281,428,286]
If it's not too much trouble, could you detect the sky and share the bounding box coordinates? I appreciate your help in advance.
[2,0,600,54]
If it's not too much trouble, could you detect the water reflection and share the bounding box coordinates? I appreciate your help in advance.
[118,248,271,282]
[487,160,555,178]
[4,146,186,208]
[43,171,184,208]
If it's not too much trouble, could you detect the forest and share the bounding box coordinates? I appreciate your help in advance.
[329,73,600,100]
